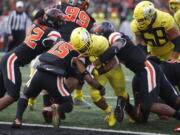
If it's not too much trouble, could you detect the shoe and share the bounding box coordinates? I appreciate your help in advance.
[74,99,91,109]
[51,104,60,128]
[126,113,136,123]
[105,111,117,127]
[173,125,180,132]
[114,97,126,123]
[42,106,53,123]
[12,119,22,128]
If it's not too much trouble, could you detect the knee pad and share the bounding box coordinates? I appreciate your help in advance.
[90,89,102,102]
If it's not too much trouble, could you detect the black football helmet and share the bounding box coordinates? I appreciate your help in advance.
[90,21,116,39]
[72,0,89,10]
[43,8,66,29]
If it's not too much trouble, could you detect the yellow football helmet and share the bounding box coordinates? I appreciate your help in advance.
[88,34,109,57]
[70,27,92,56]
[169,0,180,12]
[133,1,156,30]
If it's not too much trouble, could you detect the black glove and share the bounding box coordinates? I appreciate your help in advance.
[98,85,105,96]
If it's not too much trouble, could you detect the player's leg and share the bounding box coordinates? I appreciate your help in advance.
[44,77,77,127]
[89,74,116,127]
[12,70,43,128]
[0,53,21,110]
[107,65,129,123]
[73,87,91,109]
[27,56,41,110]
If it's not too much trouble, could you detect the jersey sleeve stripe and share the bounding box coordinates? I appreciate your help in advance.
[144,60,156,93]
[7,53,18,84]
[57,77,70,96]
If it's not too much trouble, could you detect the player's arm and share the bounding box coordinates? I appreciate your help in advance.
[167,25,180,59]
[97,57,118,75]
[42,31,62,48]
[73,58,105,96]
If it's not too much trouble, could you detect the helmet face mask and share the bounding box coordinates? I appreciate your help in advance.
[133,1,156,30]
[169,0,180,12]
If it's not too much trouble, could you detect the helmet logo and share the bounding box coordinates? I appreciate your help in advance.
[80,30,90,44]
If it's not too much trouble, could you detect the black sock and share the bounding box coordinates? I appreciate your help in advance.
[16,98,28,121]
[43,94,52,106]
[173,111,180,120]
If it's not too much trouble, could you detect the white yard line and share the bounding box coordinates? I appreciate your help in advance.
[0,121,167,135]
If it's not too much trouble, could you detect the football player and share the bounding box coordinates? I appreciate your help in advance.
[131,1,180,60]
[28,0,95,110]
[84,21,129,126]
[87,26,180,124]
[12,27,105,128]
[0,9,65,111]
[169,0,180,29]
[70,24,125,127]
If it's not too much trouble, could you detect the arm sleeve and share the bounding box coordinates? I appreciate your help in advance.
[7,11,14,34]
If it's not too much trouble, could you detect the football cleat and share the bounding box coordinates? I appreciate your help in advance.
[114,96,126,123]
[51,104,60,128]
[173,125,180,132]
[105,110,117,127]
[12,119,22,128]
[74,99,91,109]
[42,106,53,123]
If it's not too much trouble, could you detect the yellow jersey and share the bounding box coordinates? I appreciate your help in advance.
[131,10,175,60]
[174,10,180,29]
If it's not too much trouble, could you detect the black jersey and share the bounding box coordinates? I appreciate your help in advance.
[99,32,147,73]
[56,2,95,41]
[160,60,180,86]
[12,20,61,66]
[39,40,79,77]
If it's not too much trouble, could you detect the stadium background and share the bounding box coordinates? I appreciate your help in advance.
[0,0,180,135]
[0,0,171,50]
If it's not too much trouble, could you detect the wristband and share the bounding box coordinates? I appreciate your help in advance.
[81,70,89,78]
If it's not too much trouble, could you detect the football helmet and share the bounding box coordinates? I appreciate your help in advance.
[90,21,116,39]
[43,8,65,29]
[133,1,156,30]
[70,27,91,56]
[72,0,89,10]
[169,0,180,12]
[88,34,109,57]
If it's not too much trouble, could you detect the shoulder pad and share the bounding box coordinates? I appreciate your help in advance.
[109,32,123,45]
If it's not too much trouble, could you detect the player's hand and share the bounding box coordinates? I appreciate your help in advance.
[86,63,95,74]
[8,35,13,41]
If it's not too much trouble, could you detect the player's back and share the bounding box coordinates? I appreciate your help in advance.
[13,20,60,66]
[39,40,79,76]
[109,32,147,73]
[56,2,95,41]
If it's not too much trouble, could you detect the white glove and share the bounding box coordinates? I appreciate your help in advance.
[86,63,95,74]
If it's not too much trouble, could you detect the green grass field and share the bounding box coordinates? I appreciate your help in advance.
[0,65,180,135]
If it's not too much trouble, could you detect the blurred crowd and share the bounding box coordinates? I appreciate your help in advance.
[0,0,171,51]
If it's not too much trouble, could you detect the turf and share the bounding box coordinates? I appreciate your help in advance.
[0,65,180,135]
